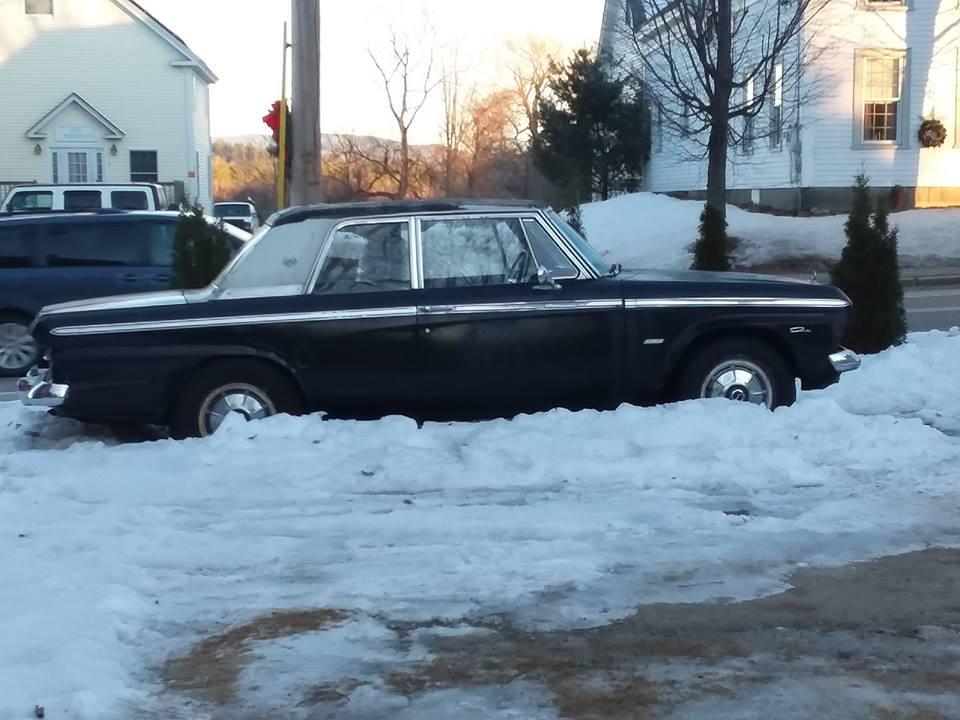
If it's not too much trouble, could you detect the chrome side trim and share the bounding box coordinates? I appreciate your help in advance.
[50,306,419,337]
[643,338,665,345]
[625,297,850,309]
[418,299,622,316]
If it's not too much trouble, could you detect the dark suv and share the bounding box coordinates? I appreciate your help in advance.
[0,211,247,376]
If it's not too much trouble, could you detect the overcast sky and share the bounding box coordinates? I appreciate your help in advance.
[137,0,603,143]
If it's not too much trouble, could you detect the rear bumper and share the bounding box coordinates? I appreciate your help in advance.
[18,367,70,407]
[828,348,861,374]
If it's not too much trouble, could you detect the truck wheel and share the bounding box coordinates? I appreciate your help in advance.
[170,359,303,439]
[678,338,796,409]
[0,313,39,378]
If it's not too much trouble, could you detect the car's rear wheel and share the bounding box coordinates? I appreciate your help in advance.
[0,313,39,378]
[677,338,796,410]
[170,359,303,439]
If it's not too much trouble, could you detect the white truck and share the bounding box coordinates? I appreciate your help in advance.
[0,183,174,214]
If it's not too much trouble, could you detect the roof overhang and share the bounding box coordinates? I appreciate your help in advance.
[26,93,126,140]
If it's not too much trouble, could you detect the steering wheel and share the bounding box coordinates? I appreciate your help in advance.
[507,250,529,284]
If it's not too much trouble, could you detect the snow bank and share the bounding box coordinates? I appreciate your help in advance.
[1,332,959,717]
[581,192,960,270]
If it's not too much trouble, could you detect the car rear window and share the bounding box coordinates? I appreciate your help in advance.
[215,204,252,218]
[8,191,52,212]
[63,191,103,211]
[0,226,35,268]
[111,190,149,210]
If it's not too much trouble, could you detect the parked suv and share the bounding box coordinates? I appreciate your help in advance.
[214,201,261,232]
[0,211,249,376]
[0,183,174,214]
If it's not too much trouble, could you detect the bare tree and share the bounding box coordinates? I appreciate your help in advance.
[621,0,830,216]
[439,52,472,196]
[463,89,521,195]
[368,26,442,199]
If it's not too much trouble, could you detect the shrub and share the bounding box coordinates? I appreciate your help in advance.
[691,203,732,271]
[831,175,907,353]
[171,205,233,290]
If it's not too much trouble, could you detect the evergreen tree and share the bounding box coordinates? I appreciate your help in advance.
[566,203,587,238]
[691,204,731,271]
[533,49,649,203]
[831,175,907,353]
[171,205,233,290]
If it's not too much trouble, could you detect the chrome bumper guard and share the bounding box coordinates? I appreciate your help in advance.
[18,367,69,408]
[828,348,861,374]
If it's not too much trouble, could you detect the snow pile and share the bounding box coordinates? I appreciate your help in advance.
[581,192,960,270]
[0,333,959,717]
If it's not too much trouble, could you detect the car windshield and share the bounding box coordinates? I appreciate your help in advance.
[546,209,609,276]
[215,203,252,218]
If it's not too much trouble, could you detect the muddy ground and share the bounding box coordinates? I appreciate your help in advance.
[164,548,960,719]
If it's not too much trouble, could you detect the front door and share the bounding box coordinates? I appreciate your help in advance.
[52,148,104,184]
[414,215,625,420]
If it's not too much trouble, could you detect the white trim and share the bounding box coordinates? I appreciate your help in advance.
[110,0,217,83]
[625,297,849,309]
[26,93,125,140]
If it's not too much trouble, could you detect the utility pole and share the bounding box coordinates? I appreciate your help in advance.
[291,0,323,206]
[276,22,290,210]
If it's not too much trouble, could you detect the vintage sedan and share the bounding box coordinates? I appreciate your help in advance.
[20,200,860,438]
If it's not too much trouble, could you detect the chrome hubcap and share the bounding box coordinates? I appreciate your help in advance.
[701,360,773,408]
[198,383,276,436]
[0,322,38,371]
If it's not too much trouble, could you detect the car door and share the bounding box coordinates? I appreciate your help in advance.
[295,217,421,418]
[35,219,152,305]
[413,214,625,420]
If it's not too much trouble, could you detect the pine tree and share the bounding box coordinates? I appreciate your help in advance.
[831,175,907,353]
[567,203,587,238]
[691,203,731,271]
[171,205,232,290]
[533,49,650,203]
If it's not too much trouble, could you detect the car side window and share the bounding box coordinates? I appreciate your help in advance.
[144,222,177,266]
[111,191,149,210]
[0,226,35,268]
[43,222,146,267]
[9,191,52,212]
[421,217,535,288]
[63,191,102,211]
[313,222,410,295]
[520,218,579,279]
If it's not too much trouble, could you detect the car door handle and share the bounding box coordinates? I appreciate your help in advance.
[420,305,454,314]
[153,273,171,283]
[120,273,141,283]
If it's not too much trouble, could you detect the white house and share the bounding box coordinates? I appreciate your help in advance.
[600,0,960,212]
[0,0,216,209]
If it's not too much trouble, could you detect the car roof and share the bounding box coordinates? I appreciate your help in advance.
[270,199,547,226]
[5,183,159,190]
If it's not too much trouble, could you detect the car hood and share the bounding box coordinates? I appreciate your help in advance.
[617,268,811,285]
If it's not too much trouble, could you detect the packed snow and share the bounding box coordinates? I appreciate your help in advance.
[1,331,959,718]
[581,192,960,271]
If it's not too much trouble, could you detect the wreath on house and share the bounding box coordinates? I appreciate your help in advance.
[918,118,947,148]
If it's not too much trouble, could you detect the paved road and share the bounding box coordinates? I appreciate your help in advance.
[1,286,956,404]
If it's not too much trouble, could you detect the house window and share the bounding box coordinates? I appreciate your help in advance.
[654,105,664,153]
[680,100,690,137]
[770,62,784,150]
[51,151,59,184]
[67,152,88,183]
[130,151,159,183]
[860,53,904,143]
[742,78,755,154]
[25,0,53,14]
[96,152,104,183]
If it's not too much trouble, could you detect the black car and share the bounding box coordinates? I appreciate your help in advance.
[20,200,860,438]
[0,211,249,376]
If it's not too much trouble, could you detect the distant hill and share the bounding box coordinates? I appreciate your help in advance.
[214,133,441,153]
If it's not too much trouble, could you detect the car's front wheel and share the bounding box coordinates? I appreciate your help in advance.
[677,338,796,410]
[0,313,40,378]
[170,359,303,439]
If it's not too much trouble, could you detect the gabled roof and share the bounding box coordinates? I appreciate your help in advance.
[26,93,125,140]
[113,0,217,83]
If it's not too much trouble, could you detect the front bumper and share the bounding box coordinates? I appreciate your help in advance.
[18,367,70,407]
[828,348,861,374]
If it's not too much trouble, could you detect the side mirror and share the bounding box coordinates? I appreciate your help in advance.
[533,265,561,291]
